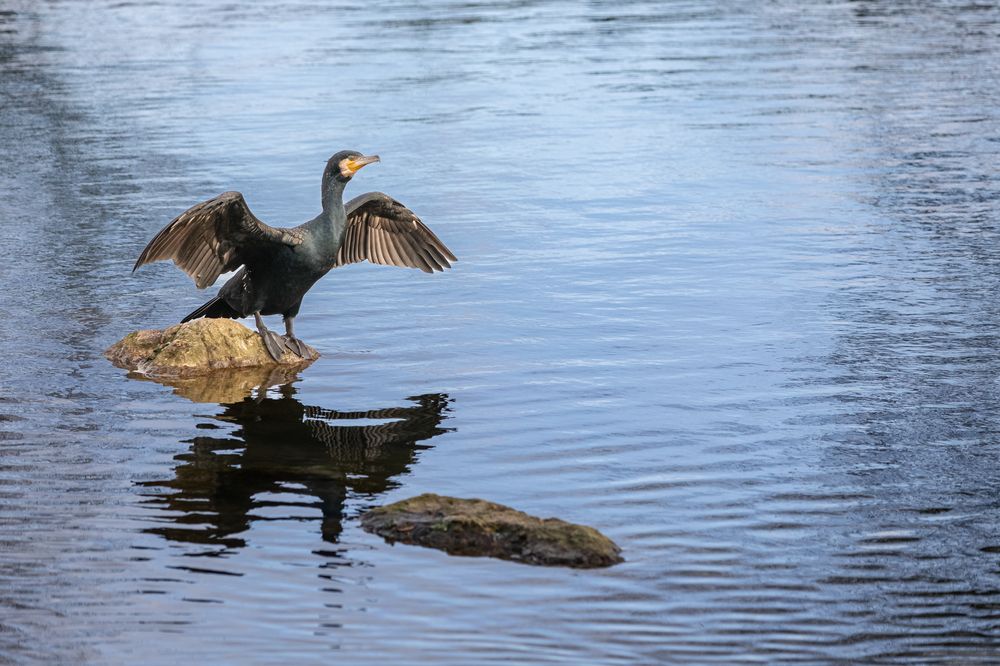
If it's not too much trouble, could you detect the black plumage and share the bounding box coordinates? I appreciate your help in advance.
[133,150,456,359]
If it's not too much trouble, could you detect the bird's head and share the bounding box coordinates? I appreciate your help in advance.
[325,150,380,183]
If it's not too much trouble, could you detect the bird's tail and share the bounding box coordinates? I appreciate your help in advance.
[181,296,239,323]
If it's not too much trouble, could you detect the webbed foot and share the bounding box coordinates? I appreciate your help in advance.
[260,330,287,362]
[283,335,318,360]
[254,312,286,362]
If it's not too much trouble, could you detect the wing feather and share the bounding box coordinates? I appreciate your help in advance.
[335,192,456,273]
[370,226,385,265]
[133,191,303,289]
[393,234,425,271]
[377,227,396,265]
[350,223,364,263]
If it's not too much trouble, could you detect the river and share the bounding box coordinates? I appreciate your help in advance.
[2,1,1000,663]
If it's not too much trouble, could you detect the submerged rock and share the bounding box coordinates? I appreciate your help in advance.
[105,318,317,379]
[361,493,623,568]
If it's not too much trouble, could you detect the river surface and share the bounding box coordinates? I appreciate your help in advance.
[2,1,1000,663]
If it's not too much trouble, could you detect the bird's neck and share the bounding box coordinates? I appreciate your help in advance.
[316,177,349,243]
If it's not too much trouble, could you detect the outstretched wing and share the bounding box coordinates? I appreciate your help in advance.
[133,191,304,289]
[335,192,456,273]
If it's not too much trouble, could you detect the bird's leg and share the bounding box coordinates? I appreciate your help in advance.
[282,316,317,360]
[254,312,286,362]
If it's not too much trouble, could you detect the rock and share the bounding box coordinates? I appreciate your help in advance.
[105,318,317,379]
[361,493,623,568]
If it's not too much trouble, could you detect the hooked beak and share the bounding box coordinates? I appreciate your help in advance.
[342,154,380,176]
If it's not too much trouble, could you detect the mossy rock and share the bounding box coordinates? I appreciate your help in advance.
[361,493,623,568]
[105,318,316,378]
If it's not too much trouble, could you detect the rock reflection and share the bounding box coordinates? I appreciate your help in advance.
[139,386,452,550]
[128,363,315,403]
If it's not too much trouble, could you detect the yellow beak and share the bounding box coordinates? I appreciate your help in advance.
[343,154,380,175]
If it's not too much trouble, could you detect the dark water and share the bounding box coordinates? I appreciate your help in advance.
[2,1,1000,663]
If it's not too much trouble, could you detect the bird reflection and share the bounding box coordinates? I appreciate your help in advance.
[139,385,452,551]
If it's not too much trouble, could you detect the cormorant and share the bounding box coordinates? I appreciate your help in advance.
[133,151,456,360]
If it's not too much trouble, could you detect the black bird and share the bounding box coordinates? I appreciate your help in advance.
[134,151,456,360]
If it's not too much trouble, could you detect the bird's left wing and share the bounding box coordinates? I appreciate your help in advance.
[335,192,456,273]
[133,191,304,289]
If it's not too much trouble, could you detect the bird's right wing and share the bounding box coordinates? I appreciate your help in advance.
[133,191,304,288]
[335,192,456,273]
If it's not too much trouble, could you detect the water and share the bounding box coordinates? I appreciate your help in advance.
[2,1,1000,663]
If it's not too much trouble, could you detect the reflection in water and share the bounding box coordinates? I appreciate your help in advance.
[139,387,451,550]
[128,363,315,404]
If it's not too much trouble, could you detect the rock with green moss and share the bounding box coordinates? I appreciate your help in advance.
[105,318,317,378]
[361,493,623,568]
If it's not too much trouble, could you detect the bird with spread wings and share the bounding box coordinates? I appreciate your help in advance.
[133,151,456,360]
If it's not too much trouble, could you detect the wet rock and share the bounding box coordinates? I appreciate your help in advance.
[105,318,317,379]
[361,493,623,568]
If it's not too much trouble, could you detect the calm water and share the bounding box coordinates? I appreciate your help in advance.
[2,1,1000,663]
